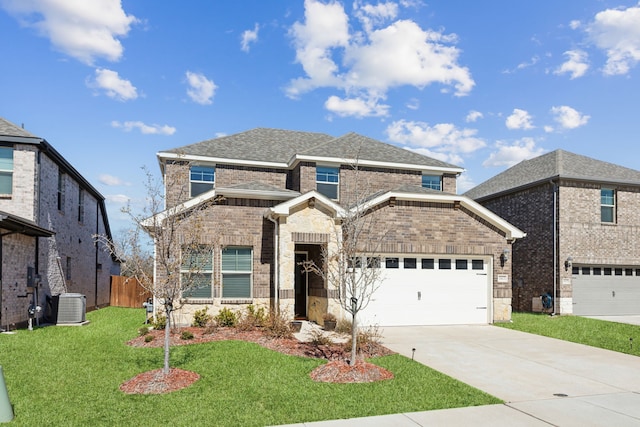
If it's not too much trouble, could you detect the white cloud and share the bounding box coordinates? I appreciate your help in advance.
[466,110,483,123]
[105,194,130,205]
[456,173,475,194]
[554,50,589,79]
[550,105,590,130]
[503,56,539,74]
[406,98,420,110]
[569,20,582,30]
[386,119,486,161]
[111,120,176,135]
[505,108,534,130]
[287,0,474,116]
[587,4,640,75]
[99,174,130,186]
[483,138,545,168]
[89,68,137,101]
[325,95,389,117]
[185,71,217,105]
[241,23,259,52]
[1,0,138,65]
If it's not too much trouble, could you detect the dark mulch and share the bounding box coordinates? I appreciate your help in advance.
[122,326,395,393]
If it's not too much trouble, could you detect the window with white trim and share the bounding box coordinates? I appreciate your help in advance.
[0,147,13,195]
[316,166,339,199]
[222,247,252,299]
[601,188,615,223]
[57,171,65,211]
[181,246,214,299]
[190,165,215,197]
[78,189,84,223]
[422,174,441,191]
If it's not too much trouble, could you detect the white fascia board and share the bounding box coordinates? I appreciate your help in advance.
[357,191,526,241]
[157,152,288,169]
[141,189,217,227]
[266,190,346,218]
[292,154,464,174]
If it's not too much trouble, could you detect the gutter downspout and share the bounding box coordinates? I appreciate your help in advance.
[266,214,279,313]
[551,180,558,316]
[94,200,99,309]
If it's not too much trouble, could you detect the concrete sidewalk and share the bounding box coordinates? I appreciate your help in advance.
[279,325,640,426]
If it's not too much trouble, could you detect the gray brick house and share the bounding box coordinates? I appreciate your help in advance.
[0,117,119,329]
[156,128,524,327]
[465,149,640,316]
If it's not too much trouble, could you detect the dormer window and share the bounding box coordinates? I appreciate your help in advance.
[422,174,441,191]
[0,147,13,195]
[190,165,215,197]
[316,166,339,199]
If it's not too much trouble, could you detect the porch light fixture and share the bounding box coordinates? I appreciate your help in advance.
[564,256,573,271]
[500,248,510,267]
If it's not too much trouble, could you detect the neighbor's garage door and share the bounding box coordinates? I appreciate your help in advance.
[572,266,640,315]
[361,256,491,326]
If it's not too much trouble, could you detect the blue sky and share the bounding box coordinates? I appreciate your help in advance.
[1,0,640,234]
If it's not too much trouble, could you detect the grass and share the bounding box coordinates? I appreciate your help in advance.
[0,307,500,426]
[497,312,640,356]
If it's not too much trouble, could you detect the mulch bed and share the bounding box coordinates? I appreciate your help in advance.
[121,326,395,393]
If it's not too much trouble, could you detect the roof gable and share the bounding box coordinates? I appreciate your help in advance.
[465,149,640,200]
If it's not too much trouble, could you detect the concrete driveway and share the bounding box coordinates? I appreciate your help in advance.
[381,325,640,426]
[583,315,640,326]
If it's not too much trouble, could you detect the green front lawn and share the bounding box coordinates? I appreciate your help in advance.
[497,312,640,356]
[0,307,499,426]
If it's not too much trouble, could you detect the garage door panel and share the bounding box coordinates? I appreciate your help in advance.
[361,256,490,326]
[573,267,640,315]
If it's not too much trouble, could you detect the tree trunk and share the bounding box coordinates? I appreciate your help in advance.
[350,312,357,367]
[163,306,171,375]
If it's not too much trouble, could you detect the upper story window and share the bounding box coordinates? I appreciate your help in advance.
[190,165,215,197]
[57,171,65,211]
[316,166,339,199]
[0,147,13,195]
[422,174,442,191]
[601,188,615,223]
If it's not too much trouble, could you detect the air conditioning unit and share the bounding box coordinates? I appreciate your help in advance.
[56,293,86,324]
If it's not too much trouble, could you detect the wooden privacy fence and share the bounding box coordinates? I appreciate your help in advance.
[110,276,152,308]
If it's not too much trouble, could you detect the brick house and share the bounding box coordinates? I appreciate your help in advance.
[156,128,524,327]
[464,149,640,316]
[0,117,120,329]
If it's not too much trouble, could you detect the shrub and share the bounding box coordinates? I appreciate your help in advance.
[322,312,336,322]
[214,307,237,327]
[180,330,194,340]
[309,329,334,346]
[263,310,294,339]
[144,335,154,343]
[335,318,352,334]
[138,326,150,336]
[237,304,267,331]
[344,325,383,354]
[152,315,167,330]
[192,307,212,328]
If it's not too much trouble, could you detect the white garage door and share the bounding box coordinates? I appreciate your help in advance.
[360,256,491,326]
[572,266,640,315]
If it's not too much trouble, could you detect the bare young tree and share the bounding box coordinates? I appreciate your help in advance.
[304,163,387,366]
[98,166,215,375]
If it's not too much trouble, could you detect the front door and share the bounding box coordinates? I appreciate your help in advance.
[294,252,308,318]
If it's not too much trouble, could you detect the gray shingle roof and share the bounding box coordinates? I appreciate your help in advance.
[160,128,460,170]
[0,117,40,139]
[465,149,640,200]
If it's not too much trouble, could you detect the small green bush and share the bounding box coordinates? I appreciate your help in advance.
[138,326,150,336]
[237,304,267,331]
[144,335,154,343]
[344,324,382,354]
[309,329,334,346]
[152,315,167,330]
[214,307,237,327]
[180,330,194,340]
[192,307,212,328]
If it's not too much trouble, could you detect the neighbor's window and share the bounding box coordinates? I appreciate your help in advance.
[316,166,339,199]
[421,174,441,191]
[601,188,615,223]
[66,256,72,280]
[57,171,65,211]
[222,247,252,299]
[181,246,213,299]
[190,165,215,197]
[0,147,13,195]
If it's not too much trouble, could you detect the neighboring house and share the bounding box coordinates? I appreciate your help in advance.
[465,149,640,316]
[155,128,524,327]
[0,117,120,329]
